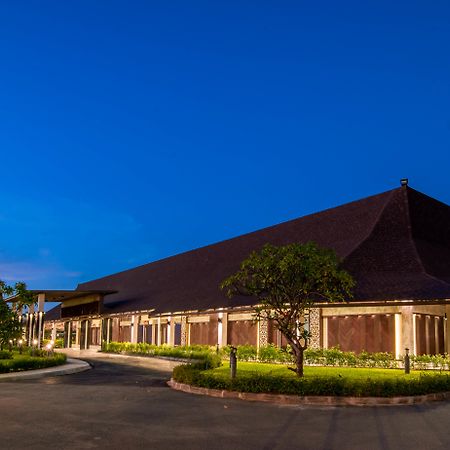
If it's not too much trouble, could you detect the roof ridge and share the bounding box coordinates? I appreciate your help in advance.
[79,187,401,288]
[342,188,398,263]
[403,186,428,274]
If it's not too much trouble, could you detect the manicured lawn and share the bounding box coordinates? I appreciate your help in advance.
[204,362,425,380]
[173,360,450,397]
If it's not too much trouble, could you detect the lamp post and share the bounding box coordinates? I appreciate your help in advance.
[404,348,410,374]
[230,346,237,379]
[18,339,23,355]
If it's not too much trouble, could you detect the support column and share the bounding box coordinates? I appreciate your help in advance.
[308,308,321,349]
[217,313,223,347]
[257,317,268,350]
[221,313,228,347]
[151,319,156,344]
[322,316,328,349]
[444,306,450,354]
[130,315,138,344]
[75,321,80,348]
[157,317,161,346]
[399,306,414,357]
[180,316,187,346]
[167,317,174,346]
[51,322,57,341]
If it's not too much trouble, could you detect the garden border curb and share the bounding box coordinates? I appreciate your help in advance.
[167,379,450,406]
[0,358,91,381]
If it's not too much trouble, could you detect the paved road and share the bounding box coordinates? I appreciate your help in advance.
[1,354,449,450]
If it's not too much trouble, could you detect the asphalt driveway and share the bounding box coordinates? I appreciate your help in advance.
[1,354,449,450]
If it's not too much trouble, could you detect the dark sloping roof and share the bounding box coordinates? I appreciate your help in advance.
[47,186,450,320]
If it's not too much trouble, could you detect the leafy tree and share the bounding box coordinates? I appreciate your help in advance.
[221,242,355,377]
[0,300,22,350]
[0,280,35,350]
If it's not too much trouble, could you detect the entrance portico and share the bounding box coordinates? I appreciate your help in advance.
[28,289,115,349]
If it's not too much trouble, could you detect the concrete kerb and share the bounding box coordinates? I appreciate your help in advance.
[0,358,91,382]
[167,379,450,407]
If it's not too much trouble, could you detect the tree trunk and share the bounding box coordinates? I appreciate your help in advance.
[295,347,304,377]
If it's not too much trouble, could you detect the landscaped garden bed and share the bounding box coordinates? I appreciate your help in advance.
[172,361,450,397]
[0,350,67,374]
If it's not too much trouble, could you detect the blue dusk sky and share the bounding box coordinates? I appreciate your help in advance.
[1,1,449,297]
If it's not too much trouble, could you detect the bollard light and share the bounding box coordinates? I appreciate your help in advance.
[404,348,410,374]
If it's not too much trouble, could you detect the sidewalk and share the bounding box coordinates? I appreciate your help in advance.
[0,357,91,381]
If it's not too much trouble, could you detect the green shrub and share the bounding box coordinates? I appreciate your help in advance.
[0,353,67,374]
[102,342,222,369]
[258,344,292,363]
[0,350,13,360]
[172,366,450,397]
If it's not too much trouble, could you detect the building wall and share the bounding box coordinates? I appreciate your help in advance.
[326,314,395,354]
[49,302,450,356]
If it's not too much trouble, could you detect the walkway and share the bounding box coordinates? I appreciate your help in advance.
[1,351,449,449]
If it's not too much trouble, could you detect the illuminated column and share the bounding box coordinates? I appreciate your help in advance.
[221,313,228,347]
[257,317,268,350]
[322,316,328,349]
[180,316,187,346]
[217,313,223,347]
[37,311,44,348]
[399,306,414,357]
[444,306,450,354]
[157,317,161,346]
[308,308,321,349]
[37,293,45,313]
[167,317,173,346]
[28,313,34,346]
[151,319,156,344]
[130,315,138,343]
[51,322,57,341]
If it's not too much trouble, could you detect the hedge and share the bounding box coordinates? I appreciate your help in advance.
[0,353,67,374]
[102,342,221,368]
[103,342,450,370]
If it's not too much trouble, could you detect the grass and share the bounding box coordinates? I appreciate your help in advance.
[204,362,426,380]
[172,361,450,397]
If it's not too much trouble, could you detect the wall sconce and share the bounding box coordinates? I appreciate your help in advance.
[218,317,222,323]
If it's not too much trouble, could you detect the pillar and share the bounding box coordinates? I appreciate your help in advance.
[257,317,268,350]
[167,317,174,346]
[221,313,228,347]
[444,306,450,354]
[130,315,138,344]
[180,316,187,346]
[308,308,321,349]
[157,317,161,346]
[399,306,414,357]
[51,322,57,341]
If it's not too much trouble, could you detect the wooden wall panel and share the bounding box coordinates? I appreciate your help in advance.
[189,321,218,345]
[90,326,100,346]
[327,314,395,354]
[111,318,120,342]
[267,320,289,347]
[174,323,182,346]
[119,325,131,343]
[415,314,445,355]
[227,320,257,346]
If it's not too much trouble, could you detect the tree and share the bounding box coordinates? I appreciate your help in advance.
[0,300,22,350]
[0,280,35,350]
[221,242,355,377]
